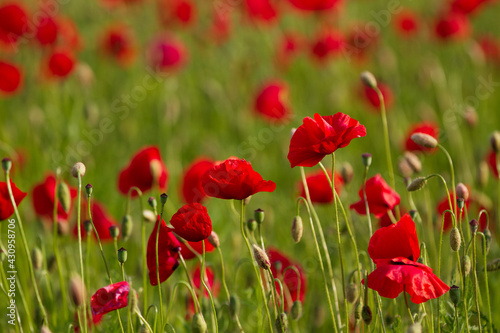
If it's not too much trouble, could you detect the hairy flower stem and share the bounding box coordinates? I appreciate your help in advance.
[74,174,87,333]
[202,240,219,332]
[472,232,482,333]
[403,287,414,324]
[156,196,167,332]
[478,232,493,333]
[121,264,133,333]
[437,144,457,217]
[239,199,274,333]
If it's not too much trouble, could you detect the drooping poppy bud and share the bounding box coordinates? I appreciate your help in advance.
[450,228,461,252]
[252,244,270,270]
[291,216,303,243]
[411,133,438,149]
[121,214,133,241]
[407,177,427,191]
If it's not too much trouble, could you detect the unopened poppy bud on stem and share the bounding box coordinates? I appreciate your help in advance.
[85,183,93,196]
[1,158,12,172]
[404,152,422,174]
[362,305,372,324]
[291,216,303,243]
[341,162,354,184]
[71,162,86,178]
[457,198,465,210]
[483,228,492,254]
[254,208,264,224]
[291,301,303,320]
[462,255,471,276]
[247,219,257,232]
[207,231,220,248]
[121,215,133,241]
[360,71,378,89]
[456,183,469,201]
[149,159,163,180]
[411,133,438,149]
[407,177,427,191]
[58,182,71,213]
[478,161,489,188]
[354,302,363,321]
[128,289,138,314]
[160,193,168,206]
[229,295,240,318]
[490,131,500,153]
[192,313,207,333]
[469,219,479,234]
[142,210,156,223]
[275,312,289,333]
[109,225,120,239]
[361,153,372,167]
[118,247,128,263]
[449,285,460,306]
[450,228,461,251]
[346,283,358,304]
[252,244,270,270]
[147,197,157,209]
[486,258,500,271]
[84,220,93,234]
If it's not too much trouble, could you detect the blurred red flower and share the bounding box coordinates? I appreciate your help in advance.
[35,15,58,46]
[275,33,302,70]
[288,113,366,168]
[310,29,345,63]
[0,60,22,95]
[169,203,212,242]
[404,122,439,153]
[298,169,343,204]
[146,36,187,73]
[244,0,278,23]
[73,200,119,242]
[254,81,290,122]
[451,0,492,15]
[437,190,488,231]
[0,180,26,220]
[46,49,76,78]
[180,239,215,260]
[478,35,500,66]
[268,248,307,310]
[350,174,400,218]
[488,150,499,178]
[91,281,129,316]
[0,2,28,48]
[201,158,276,200]
[181,158,215,204]
[158,0,196,27]
[210,11,231,44]
[57,17,82,51]
[100,24,136,67]
[393,9,420,37]
[147,216,181,285]
[434,11,470,40]
[32,174,77,223]
[187,266,220,317]
[362,82,394,111]
[286,0,342,11]
[118,146,168,197]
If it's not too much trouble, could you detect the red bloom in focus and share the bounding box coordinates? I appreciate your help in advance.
[181,158,215,203]
[201,159,276,200]
[118,146,168,197]
[394,10,419,37]
[0,3,28,47]
[434,12,470,40]
[0,61,22,95]
[35,15,58,46]
[169,203,212,242]
[451,0,491,15]
[100,24,136,67]
[404,122,439,153]
[46,49,75,78]
[310,30,345,63]
[488,150,499,178]
[275,33,302,70]
[91,281,129,316]
[146,36,187,73]
[244,0,278,23]
[298,169,343,204]
[147,216,181,285]
[180,239,215,260]
[478,35,500,66]
[0,180,26,220]
[268,248,307,310]
[286,0,341,11]
[362,83,394,111]
[158,0,196,27]
[288,113,366,168]
[73,200,119,242]
[350,174,400,218]
[32,174,77,223]
[254,81,290,122]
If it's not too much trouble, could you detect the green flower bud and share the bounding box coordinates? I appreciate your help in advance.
[450,227,461,252]
[2,158,12,172]
[291,216,303,243]
[109,225,120,239]
[362,305,372,325]
[462,255,471,276]
[275,312,289,333]
[407,177,427,192]
[58,182,71,213]
[32,247,43,270]
[483,228,492,255]
[354,302,363,321]
[360,71,377,89]
[121,215,133,241]
[362,153,372,167]
[341,162,354,184]
[254,208,264,224]
[229,295,240,318]
[252,244,270,270]
[84,220,93,234]
[160,193,168,206]
[118,247,128,263]
[449,285,460,306]
[247,219,257,232]
[191,313,207,333]
[128,289,138,314]
[85,183,93,197]
[147,197,157,209]
[346,283,358,304]
[291,301,303,320]
[411,133,438,149]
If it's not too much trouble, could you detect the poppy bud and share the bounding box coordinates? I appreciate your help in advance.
[486,258,500,271]
[121,214,133,241]
[71,162,86,178]
[2,157,12,173]
[360,71,378,89]
[469,219,479,234]
[407,177,427,191]
[208,231,220,248]
[398,158,413,178]
[456,183,469,201]
[40,325,52,333]
[138,324,150,333]
[346,283,358,304]
[361,153,372,167]
[118,247,128,263]
[109,225,120,239]
[192,313,207,333]
[32,247,43,270]
[362,305,372,325]
[291,301,303,320]
[58,182,71,213]
[128,289,138,314]
[483,228,491,255]
[406,322,422,333]
[291,216,303,243]
[229,295,240,318]
[70,274,85,307]
[449,285,460,306]
[354,302,363,321]
[252,244,270,270]
[409,210,418,221]
[142,210,156,223]
[462,255,471,276]
[275,312,289,333]
[147,197,157,209]
[404,152,422,174]
[477,161,489,188]
[47,255,57,273]
[450,227,461,252]
[84,220,93,234]
[85,183,93,196]
[490,131,500,153]
[457,198,465,210]
[160,193,168,206]
[247,219,257,232]
[341,162,354,184]
[411,133,438,149]
[254,208,265,224]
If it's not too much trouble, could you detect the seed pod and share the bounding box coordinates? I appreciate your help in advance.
[71,162,86,178]
[70,274,85,307]
[32,247,43,270]
[450,228,461,252]
[275,312,289,333]
[254,208,264,224]
[118,247,128,263]
[411,133,438,148]
[85,183,93,196]
[207,231,220,248]
[128,289,138,314]
[291,301,303,320]
[229,295,240,318]
[449,285,460,306]
[142,209,156,223]
[486,258,500,271]
[247,219,257,232]
[1,158,12,172]
[361,153,372,167]
[360,71,377,89]
[406,322,422,333]
[109,225,120,239]
[491,131,500,153]
[407,177,427,191]
[252,244,270,270]
[192,313,207,333]
[121,214,133,241]
[354,302,363,321]
[462,255,471,276]
[346,283,358,304]
[404,152,422,174]
[160,193,168,206]
[291,216,303,243]
[362,305,372,325]
[58,182,71,213]
[456,183,469,201]
[341,162,354,184]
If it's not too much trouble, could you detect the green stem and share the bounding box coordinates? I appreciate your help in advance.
[202,240,218,333]
[478,232,492,333]
[156,197,167,332]
[122,264,133,333]
[472,232,482,332]
[404,286,414,324]
[437,144,457,218]
[75,174,87,333]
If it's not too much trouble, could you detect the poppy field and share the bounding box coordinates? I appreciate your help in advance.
[2,0,500,332]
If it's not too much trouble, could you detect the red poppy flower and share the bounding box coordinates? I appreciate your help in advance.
[244,0,278,23]
[46,49,75,78]
[0,61,22,95]
[0,3,28,46]
[286,0,342,11]
[366,257,449,304]
[478,35,500,66]
[192,266,220,298]
[344,24,379,63]
[73,200,119,242]
[180,239,215,260]
[201,158,276,200]
[288,113,366,168]
[394,10,419,37]
[268,248,307,310]
[298,169,343,204]
[275,33,302,70]
[169,203,212,242]
[436,190,488,231]
[0,180,26,220]
[35,15,58,46]
[404,122,439,153]
[350,174,401,218]
[451,0,491,15]
[362,83,394,111]
[310,30,345,63]
[181,158,215,204]
[158,0,196,27]
[118,146,168,197]
[100,24,136,67]
[57,17,81,51]
[91,281,129,316]
[254,81,290,122]
[369,214,420,261]
[146,35,187,73]
[434,11,470,41]
[32,174,77,223]
[210,11,231,44]
[147,216,181,285]
[488,150,499,178]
